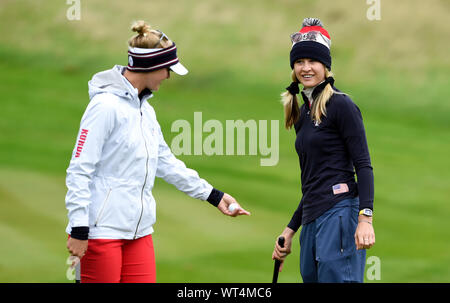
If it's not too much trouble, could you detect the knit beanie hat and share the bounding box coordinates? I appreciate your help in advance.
[289,18,332,70]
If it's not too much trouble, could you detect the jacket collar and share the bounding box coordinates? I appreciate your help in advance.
[300,76,335,109]
[88,65,154,104]
[119,66,154,103]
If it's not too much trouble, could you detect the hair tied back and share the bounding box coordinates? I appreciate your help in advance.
[286,81,300,95]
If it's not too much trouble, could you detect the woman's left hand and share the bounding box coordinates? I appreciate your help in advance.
[217,193,251,217]
[354,216,375,250]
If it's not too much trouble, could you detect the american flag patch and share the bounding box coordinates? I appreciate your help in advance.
[332,183,349,195]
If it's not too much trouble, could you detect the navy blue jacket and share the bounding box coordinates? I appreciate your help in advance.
[288,80,374,231]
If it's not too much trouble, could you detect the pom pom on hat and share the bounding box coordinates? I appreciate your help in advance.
[289,18,332,70]
[302,18,324,27]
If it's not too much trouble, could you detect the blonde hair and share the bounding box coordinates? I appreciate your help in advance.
[281,71,300,130]
[128,20,173,49]
[281,68,339,129]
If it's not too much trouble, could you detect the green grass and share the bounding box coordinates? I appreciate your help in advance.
[0,0,449,282]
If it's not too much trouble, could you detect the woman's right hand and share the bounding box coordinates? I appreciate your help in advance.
[67,237,88,261]
[217,193,251,217]
[271,227,296,272]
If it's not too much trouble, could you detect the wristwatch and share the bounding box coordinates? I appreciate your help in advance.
[359,208,373,217]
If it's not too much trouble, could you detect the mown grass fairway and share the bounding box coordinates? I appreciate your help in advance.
[0,0,449,282]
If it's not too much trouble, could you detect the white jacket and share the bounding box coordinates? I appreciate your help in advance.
[65,65,213,239]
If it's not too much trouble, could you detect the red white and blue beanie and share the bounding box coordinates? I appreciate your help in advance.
[127,43,188,75]
[290,18,332,70]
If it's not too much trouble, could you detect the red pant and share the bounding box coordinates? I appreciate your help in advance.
[80,234,156,283]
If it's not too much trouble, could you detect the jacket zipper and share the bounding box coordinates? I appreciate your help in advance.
[134,108,149,239]
[339,215,344,253]
[94,188,112,227]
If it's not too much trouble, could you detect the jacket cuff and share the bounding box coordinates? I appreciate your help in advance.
[207,188,224,207]
[70,226,89,240]
[287,221,301,233]
[359,201,374,211]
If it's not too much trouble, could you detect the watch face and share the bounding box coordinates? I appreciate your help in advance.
[363,209,373,216]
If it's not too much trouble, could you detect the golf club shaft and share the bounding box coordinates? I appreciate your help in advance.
[272,236,285,283]
[75,260,81,283]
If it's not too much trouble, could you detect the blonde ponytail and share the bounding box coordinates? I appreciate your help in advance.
[281,70,300,130]
[311,69,335,125]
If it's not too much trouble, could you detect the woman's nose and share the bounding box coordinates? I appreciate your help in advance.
[302,62,311,71]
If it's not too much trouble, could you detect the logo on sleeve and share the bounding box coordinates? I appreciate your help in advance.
[75,129,89,158]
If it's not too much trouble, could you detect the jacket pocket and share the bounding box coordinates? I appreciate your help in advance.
[94,188,112,227]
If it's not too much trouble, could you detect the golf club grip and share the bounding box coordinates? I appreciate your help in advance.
[277,236,285,248]
[272,236,285,283]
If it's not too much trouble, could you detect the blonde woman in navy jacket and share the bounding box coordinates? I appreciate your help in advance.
[272,18,375,283]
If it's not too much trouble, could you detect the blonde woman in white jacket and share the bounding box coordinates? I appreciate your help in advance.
[65,21,250,283]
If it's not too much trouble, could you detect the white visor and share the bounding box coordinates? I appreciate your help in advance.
[170,62,188,75]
